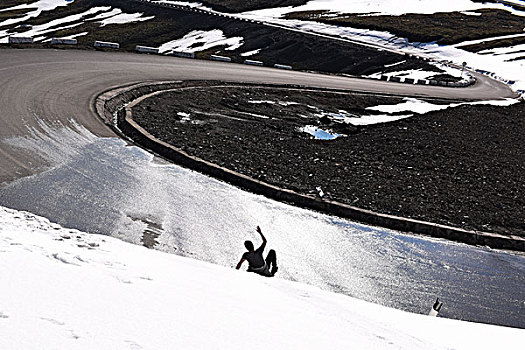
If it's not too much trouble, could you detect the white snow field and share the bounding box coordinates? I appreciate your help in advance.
[1,205,523,349]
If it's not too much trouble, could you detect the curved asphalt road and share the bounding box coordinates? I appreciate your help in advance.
[0,49,516,184]
[0,49,523,328]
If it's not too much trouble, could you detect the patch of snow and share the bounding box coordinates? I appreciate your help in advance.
[54,31,88,40]
[158,29,244,54]
[239,0,525,17]
[366,97,520,115]
[177,112,191,122]
[97,12,154,27]
[384,60,406,68]
[0,6,108,42]
[300,125,341,140]
[152,0,213,11]
[248,99,276,104]
[86,8,122,21]
[367,98,452,114]
[240,48,261,57]
[346,114,414,126]
[368,69,438,81]
[248,99,299,106]
[1,205,524,349]
[460,11,482,16]
[0,0,74,25]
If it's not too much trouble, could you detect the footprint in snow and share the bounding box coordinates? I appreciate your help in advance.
[0,312,8,319]
[50,253,80,266]
[40,317,65,326]
[125,340,143,349]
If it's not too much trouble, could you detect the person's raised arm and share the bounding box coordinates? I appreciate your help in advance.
[257,226,267,248]
[236,258,246,270]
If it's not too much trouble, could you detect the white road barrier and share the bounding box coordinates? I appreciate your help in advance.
[8,36,33,44]
[136,45,159,54]
[51,38,77,45]
[274,64,292,70]
[244,60,264,66]
[94,41,120,49]
[210,55,231,62]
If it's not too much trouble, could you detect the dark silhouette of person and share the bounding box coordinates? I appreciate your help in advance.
[236,226,278,277]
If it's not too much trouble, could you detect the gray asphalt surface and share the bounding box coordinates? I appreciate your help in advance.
[0,49,523,328]
[0,49,516,184]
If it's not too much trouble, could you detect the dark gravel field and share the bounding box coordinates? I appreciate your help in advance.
[131,83,525,238]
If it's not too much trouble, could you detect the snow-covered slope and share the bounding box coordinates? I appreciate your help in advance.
[239,0,525,16]
[1,205,523,349]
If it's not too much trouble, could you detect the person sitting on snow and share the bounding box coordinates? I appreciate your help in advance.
[235,226,278,277]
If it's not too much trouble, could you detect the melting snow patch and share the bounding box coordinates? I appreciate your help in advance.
[0,0,75,31]
[3,117,98,167]
[177,112,191,122]
[87,8,122,21]
[346,114,414,126]
[460,11,482,16]
[300,125,341,140]
[0,6,109,42]
[366,97,520,116]
[158,29,243,54]
[240,49,261,57]
[367,98,452,114]
[152,0,213,11]
[97,12,154,27]
[248,99,299,106]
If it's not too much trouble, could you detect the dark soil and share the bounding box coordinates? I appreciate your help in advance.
[461,36,525,53]
[131,83,525,238]
[285,9,525,46]
[0,8,33,21]
[0,0,35,10]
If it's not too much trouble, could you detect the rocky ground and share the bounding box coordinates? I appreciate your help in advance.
[131,82,525,238]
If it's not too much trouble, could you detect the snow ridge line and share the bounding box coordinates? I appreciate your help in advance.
[94,81,525,252]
